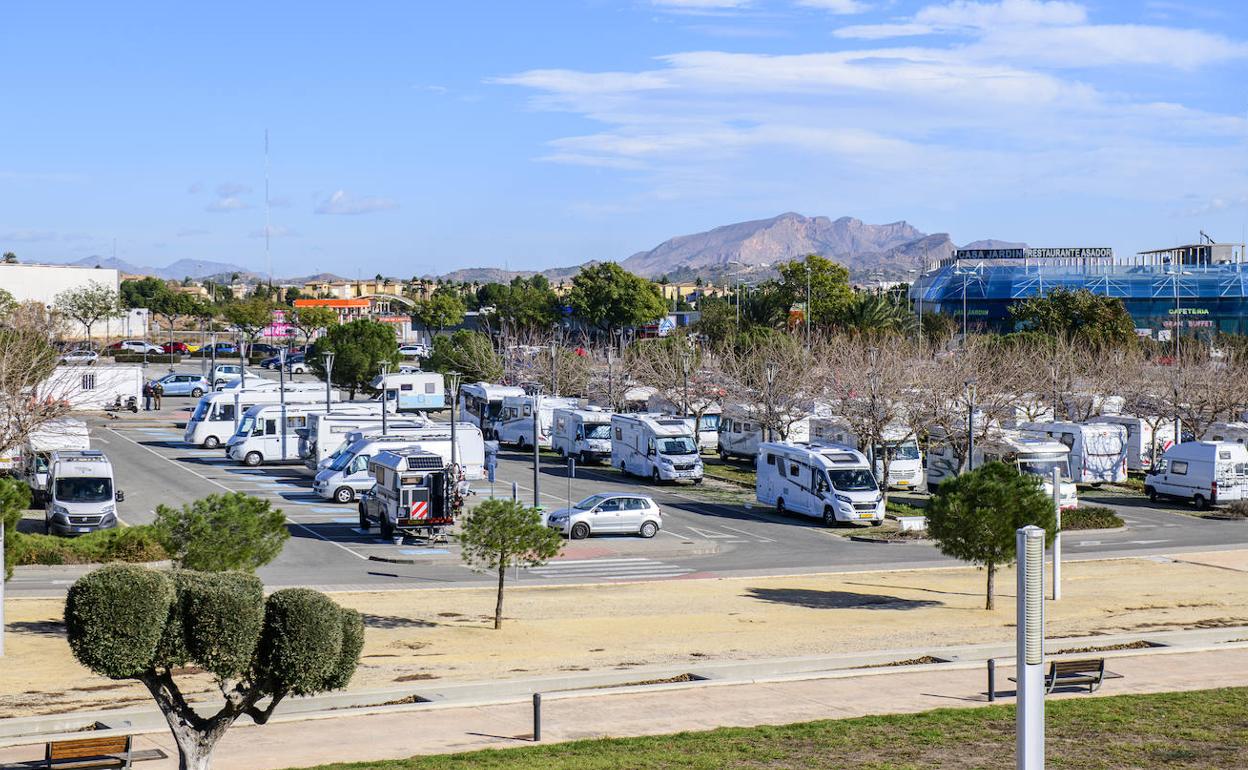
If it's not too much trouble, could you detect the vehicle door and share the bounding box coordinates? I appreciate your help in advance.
[617,497,646,531]
[262,417,279,453]
[347,453,371,487]
[592,497,624,532]
[786,459,811,513]
[1159,457,1191,497]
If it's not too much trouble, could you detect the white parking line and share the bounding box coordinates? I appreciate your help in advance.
[719,524,775,542]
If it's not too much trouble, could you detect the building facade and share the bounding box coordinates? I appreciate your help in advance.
[0,262,149,339]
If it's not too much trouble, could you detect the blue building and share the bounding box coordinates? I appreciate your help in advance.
[910,242,1248,341]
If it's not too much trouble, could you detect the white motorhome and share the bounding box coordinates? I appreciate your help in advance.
[551,408,614,463]
[458,382,525,438]
[1145,441,1248,509]
[18,418,91,504]
[44,450,123,536]
[926,427,1079,509]
[184,387,341,448]
[300,411,429,470]
[312,424,485,502]
[496,395,579,449]
[610,412,703,483]
[755,441,884,525]
[808,417,925,490]
[40,365,143,411]
[717,404,816,462]
[1203,422,1248,445]
[1092,415,1177,472]
[370,371,447,412]
[1019,421,1128,484]
[226,403,352,466]
[646,392,722,451]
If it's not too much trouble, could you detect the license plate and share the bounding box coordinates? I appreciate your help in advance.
[77,527,93,532]
[858,513,875,519]
[896,480,910,486]
[676,471,694,478]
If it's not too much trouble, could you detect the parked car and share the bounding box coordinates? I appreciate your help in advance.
[160,341,191,354]
[398,344,430,358]
[545,493,662,539]
[285,353,309,374]
[207,342,238,356]
[150,372,210,397]
[59,349,99,366]
[210,364,244,386]
[249,343,281,357]
[107,339,162,354]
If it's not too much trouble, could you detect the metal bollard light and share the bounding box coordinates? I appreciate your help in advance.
[987,658,996,702]
[533,692,542,742]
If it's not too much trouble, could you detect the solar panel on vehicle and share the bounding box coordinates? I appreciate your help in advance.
[405,455,442,470]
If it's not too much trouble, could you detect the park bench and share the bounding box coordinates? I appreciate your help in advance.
[1044,658,1106,693]
[3,735,168,769]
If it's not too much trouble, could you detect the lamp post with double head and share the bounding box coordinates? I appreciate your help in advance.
[322,351,335,413]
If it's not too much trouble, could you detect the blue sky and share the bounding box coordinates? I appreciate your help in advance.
[2,0,1246,277]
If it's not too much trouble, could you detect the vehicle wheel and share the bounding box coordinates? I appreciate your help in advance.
[719,449,730,462]
[1194,494,1209,511]
[570,522,590,540]
[203,435,220,449]
[651,469,661,484]
[380,516,394,539]
[823,505,836,527]
[1145,486,1157,503]
[556,446,565,457]
[130,405,138,413]
[693,477,703,485]
[190,387,203,397]
[777,498,787,516]
[244,451,262,467]
[44,519,51,535]
[516,436,527,450]
[579,451,589,466]
[639,521,658,538]
[358,507,369,530]
[620,461,629,476]
[334,486,355,504]
[870,519,883,527]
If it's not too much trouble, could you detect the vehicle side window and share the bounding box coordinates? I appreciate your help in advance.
[425,383,435,393]
[523,404,533,417]
[265,419,278,436]
[597,499,621,511]
[615,427,622,440]
[1060,433,1074,449]
[789,461,800,477]
[766,454,775,466]
[777,460,786,477]
[1170,460,1188,475]
[647,438,656,456]
[628,498,646,510]
[351,455,369,473]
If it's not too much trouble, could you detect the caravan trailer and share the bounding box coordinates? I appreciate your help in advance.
[755,441,884,525]
[551,408,614,463]
[610,413,703,483]
[926,427,1079,509]
[1018,421,1128,484]
[1093,415,1177,472]
[458,382,525,438]
[808,417,924,490]
[301,411,429,470]
[717,404,816,461]
[371,372,446,412]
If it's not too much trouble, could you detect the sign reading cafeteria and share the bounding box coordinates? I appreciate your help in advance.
[954,247,1114,261]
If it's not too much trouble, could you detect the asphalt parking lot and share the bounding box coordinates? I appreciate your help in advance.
[10,361,1248,595]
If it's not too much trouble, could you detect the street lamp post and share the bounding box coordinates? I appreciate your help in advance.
[764,361,779,442]
[680,349,693,419]
[805,260,812,350]
[278,349,288,460]
[965,378,977,472]
[379,361,390,435]
[447,371,462,474]
[532,389,542,508]
[322,351,335,413]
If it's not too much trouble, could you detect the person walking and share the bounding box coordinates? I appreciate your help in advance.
[142,381,153,411]
[152,380,164,410]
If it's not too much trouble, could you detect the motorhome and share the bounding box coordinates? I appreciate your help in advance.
[184,387,341,448]
[755,441,884,526]
[1019,421,1129,484]
[458,382,525,438]
[496,395,579,449]
[43,450,123,536]
[646,393,722,451]
[17,418,91,504]
[359,449,458,540]
[370,372,446,412]
[312,424,486,502]
[551,408,614,463]
[1092,415,1177,472]
[926,427,1079,509]
[717,404,816,462]
[610,412,703,483]
[808,417,925,490]
[1145,441,1248,509]
[300,411,428,470]
[1203,422,1248,445]
[226,403,353,466]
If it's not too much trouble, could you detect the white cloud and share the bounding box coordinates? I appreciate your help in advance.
[1,229,57,242]
[651,0,751,8]
[205,197,251,213]
[249,225,298,238]
[314,190,399,216]
[795,0,870,13]
[216,182,252,197]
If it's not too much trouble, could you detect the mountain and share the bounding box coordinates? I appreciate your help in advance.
[621,212,938,280]
[66,255,256,281]
[434,262,594,286]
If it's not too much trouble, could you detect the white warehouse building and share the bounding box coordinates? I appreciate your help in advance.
[0,262,148,339]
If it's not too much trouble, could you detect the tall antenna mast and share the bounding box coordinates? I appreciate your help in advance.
[264,129,272,285]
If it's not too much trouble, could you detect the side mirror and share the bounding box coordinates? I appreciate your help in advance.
[115,491,125,502]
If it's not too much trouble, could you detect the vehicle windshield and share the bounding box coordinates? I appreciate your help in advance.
[585,424,612,440]
[658,437,698,455]
[192,401,210,421]
[827,468,878,492]
[574,494,608,510]
[329,451,356,472]
[1018,457,1068,479]
[876,441,920,461]
[699,414,721,431]
[235,416,256,437]
[55,477,112,503]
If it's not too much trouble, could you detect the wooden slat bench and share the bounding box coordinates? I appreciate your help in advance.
[2,735,169,770]
[1009,658,1109,695]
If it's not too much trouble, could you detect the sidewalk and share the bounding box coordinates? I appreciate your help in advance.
[3,646,1246,770]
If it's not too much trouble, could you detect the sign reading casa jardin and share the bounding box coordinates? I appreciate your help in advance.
[954,247,1114,261]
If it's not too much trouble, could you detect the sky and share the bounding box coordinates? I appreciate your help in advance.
[1,0,1246,278]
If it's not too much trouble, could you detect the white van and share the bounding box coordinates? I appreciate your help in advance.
[610,413,703,483]
[44,450,124,536]
[551,408,614,463]
[312,424,485,502]
[226,403,350,466]
[459,382,525,438]
[1019,421,1128,484]
[370,372,446,412]
[17,418,91,504]
[1145,441,1248,509]
[497,395,579,449]
[1092,415,1177,472]
[300,411,428,470]
[717,404,816,461]
[925,427,1079,510]
[646,392,722,451]
[184,387,341,448]
[808,417,924,490]
[756,441,884,526]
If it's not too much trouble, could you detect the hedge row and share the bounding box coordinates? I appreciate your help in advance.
[1062,505,1125,530]
[9,526,167,566]
[107,353,184,364]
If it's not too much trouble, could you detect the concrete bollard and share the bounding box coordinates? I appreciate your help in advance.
[987,658,996,702]
[533,692,542,742]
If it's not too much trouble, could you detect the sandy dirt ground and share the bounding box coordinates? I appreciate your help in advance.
[3,553,1246,719]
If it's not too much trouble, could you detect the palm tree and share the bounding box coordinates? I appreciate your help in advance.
[841,292,916,337]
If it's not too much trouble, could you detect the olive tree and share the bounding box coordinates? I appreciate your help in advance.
[53,280,121,344]
[152,493,289,572]
[65,565,364,770]
[925,462,1056,610]
[459,498,562,629]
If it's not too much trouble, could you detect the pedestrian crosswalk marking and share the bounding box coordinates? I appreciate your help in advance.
[526,557,693,580]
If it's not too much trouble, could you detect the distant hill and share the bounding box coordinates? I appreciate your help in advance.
[66,256,258,281]
[434,262,594,286]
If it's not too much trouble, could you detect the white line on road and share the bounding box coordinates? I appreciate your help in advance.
[719,524,775,542]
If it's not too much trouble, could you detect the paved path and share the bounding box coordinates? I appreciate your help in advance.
[3,647,1245,770]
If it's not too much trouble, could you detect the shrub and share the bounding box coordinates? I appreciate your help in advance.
[65,564,175,678]
[110,353,182,364]
[1218,500,1248,519]
[260,588,352,695]
[1062,505,1125,530]
[1,477,31,579]
[152,493,289,572]
[9,526,167,566]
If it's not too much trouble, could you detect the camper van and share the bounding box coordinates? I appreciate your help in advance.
[359,449,458,540]
[300,411,429,470]
[226,403,351,466]
[18,418,91,504]
[610,413,703,483]
[1092,415,1177,472]
[496,395,579,449]
[717,404,816,462]
[755,441,884,526]
[370,372,446,412]
[926,427,1079,509]
[645,392,722,451]
[315,425,484,503]
[1145,441,1248,509]
[184,387,341,448]
[808,417,925,490]
[1203,422,1248,445]
[44,450,123,536]
[1019,421,1128,484]
[458,382,526,437]
[551,408,614,463]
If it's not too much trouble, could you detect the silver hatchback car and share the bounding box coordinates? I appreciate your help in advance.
[546,493,663,539]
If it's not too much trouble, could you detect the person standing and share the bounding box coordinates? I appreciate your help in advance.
[152,380,164,410]
[142,381,153,411]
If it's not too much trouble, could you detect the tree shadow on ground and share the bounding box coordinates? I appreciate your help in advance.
[359,613,439,630]
[743,588,942,610]
[9,620,67,637]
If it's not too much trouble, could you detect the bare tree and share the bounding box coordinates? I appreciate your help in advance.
[718,333,816,441]
[1164,348,1248,439]
[0,304,77,461]
[627,334,725,435]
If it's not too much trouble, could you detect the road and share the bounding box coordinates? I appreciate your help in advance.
[8,368,1248,596]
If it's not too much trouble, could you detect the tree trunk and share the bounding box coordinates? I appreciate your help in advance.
[141,672,235,770]
[495,563,506,629]
[985,562,995,611]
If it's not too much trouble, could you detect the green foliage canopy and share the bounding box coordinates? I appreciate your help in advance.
[152,492,289,572]
[459,498,562,629]
[1010,287,1137,348]
[308,319,401,397]
[567,262,667,335]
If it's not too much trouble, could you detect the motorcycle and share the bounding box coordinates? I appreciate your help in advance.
[106,394,139,413]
